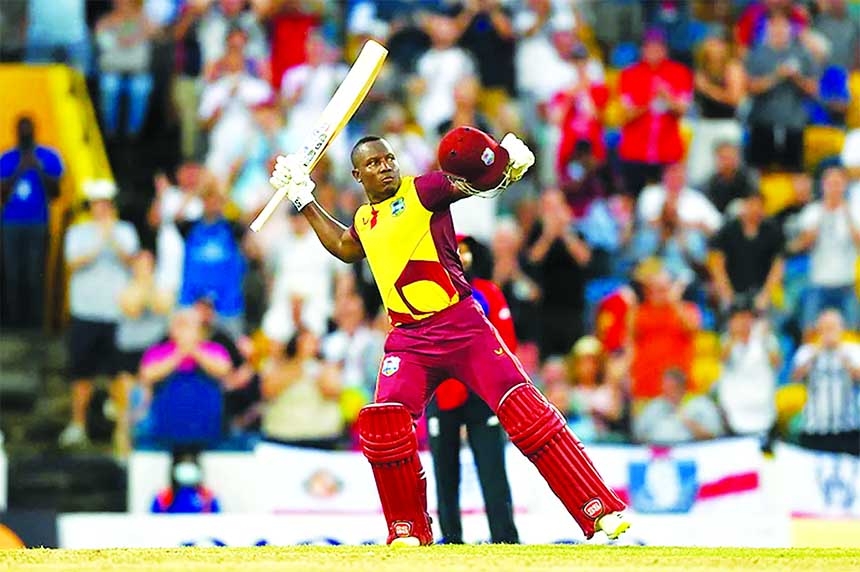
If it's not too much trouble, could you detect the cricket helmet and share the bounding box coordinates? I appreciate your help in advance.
[438,126,509,192]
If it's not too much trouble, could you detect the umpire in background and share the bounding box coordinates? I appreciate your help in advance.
[426,235,519,544]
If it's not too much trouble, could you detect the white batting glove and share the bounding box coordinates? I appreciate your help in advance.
[270,155,315,211]
[500,133,535,182]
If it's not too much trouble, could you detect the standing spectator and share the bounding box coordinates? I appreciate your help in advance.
[95,0,155,140]
[618,28,693,196]
[114,249,172,456]
[151,451,221,513]
[745,14,818,173]
[426,234,520,545]
[196,0,268,70]
[172,0,206,159]
[791,309,860,456]
[409,12,476,135]
[526,189,591,359]
[629,264,700,400]
[376,103,435,176]
[637,162,723,236]
[709,192,785,312]
[703,141,758,214]
[24,0,91,74]
[322,291,384,398]
[148,162,204,295]
[814,0,859,71]
[735,0,809,55]
[453,0,516,108]
[633,367,725,444]
[491,218,541,344]
[61,180,140,448]
[177,175,248,339]
[260,329,344,449]
[1,116,63,330]
[789,165,860,332]
[139,308,232,449]
[205,25,271,84]
[716,297,780,443]
[688,36,745,186]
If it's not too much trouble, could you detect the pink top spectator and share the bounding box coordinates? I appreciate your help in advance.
[141,340,230,373]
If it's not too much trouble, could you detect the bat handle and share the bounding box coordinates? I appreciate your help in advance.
[250,186,289,232]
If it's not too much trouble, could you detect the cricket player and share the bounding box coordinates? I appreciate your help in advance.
[269,125,629,546]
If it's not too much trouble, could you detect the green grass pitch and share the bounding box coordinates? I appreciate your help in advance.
[1,546,859,571]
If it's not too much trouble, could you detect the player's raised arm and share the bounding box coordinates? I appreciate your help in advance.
[269,155,364,264]
[435,126,535,202]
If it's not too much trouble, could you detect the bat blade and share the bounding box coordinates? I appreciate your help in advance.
[250,40,388,232]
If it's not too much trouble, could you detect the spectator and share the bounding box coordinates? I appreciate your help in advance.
[594,284,638,354]
[791,309,860,456]
[703,141,758,214]
[491,218,541,344]
[631,195,708,288]
[709,192,785,312]
[552,43,610,174]
[633,367,725,444]
[198,46,272,182]
[1,115,63,331]
[376,103,434,176]
[0,0,26,62]
[151,450,221,514]
[322,291,384,399]
[618,27,692,196]
[789,165,860,333]
[197,0,268,70]
[689,36,745,186]
[745,14,818,172]
[114,249,173,456]
[629,264,700,400]
[139,308,231,449]
[814,0,859,70]
[61,180,140,448]
[172,0,206,159]
[637,162,723,237]
[715,296,780,443]
[205,25,271,84]
[453,0,516,107]
[735,0,809,55]
[95,0,155,140]
[526,189,591,359]
[567,336,629,443]
[262,210,345,344]
[148,162,204,295]
[436,75,493,138]
[410,12,476,135]
[177,174,248,339]
[260,329,344,449]
[512,0,561,109]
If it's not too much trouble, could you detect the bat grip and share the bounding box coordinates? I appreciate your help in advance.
[250,186,289,232]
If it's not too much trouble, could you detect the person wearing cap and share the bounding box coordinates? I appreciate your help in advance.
[269,125,630,546]
[61,179,140,448]
[426,234,519,544]
[1,115,63,330]
[618,26,692,196]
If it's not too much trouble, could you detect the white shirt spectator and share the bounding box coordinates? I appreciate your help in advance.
[415,47,475,134]
[716,320,779,435]
[65,220,139,321]
[262,225,347,343]
[637,183,723,234]
[796,202,859,287]
[198,73,272,180]
[793,342,860,434]
[322,325,384,393]
[155,186,203,293]
[197,5,267,67]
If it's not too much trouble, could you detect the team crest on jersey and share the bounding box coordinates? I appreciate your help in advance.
[481,147,495,166]
[381,355,401,376]
[391,197,405,217]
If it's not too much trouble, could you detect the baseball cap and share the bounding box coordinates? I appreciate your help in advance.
[83,179,117,202]
[438,126,509,191]
[643,27,667,45]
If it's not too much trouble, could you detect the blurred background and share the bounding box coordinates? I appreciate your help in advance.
[0,0,859,549]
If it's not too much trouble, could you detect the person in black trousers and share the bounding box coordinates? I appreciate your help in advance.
[426,235,519,544]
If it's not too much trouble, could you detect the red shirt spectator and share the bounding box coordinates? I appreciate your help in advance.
[735,0,809,52]
[618,29,692,166]
[595,286,637,354]
[267,5,322,90]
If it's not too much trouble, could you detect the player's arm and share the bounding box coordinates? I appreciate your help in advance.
[270,155,365,263]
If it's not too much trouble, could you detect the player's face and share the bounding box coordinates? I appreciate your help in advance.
[352,140,401,201]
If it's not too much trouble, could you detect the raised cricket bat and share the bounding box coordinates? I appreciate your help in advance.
[250,40,388,232]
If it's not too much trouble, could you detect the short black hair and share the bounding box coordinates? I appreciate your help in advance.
[351,135,385,167]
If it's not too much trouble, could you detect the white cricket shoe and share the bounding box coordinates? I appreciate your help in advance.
[390,536,421,548]
[596,511,631,540]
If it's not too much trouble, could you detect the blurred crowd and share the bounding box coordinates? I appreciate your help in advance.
[2,0,860,460]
